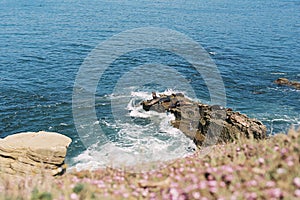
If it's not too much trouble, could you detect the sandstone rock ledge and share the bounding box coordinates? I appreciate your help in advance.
[0,131,72,176]
[142,93,267,147]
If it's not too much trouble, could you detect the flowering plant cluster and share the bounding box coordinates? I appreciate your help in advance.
[1,128,299,200]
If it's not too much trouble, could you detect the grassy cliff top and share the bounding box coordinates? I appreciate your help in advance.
[1,128,299,200]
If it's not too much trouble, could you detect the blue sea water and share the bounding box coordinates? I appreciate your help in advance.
[0,0,299,169]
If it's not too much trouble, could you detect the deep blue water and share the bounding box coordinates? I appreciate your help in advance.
[0,0,299,168]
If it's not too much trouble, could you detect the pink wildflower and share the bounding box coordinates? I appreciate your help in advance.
[225,174,234,183]
[295,189,300,197]
[70,193,79,200]
[190,167,196,172]
[122,193,129,198]
[190,174,198,183]
[246,180,258,187]
[113,190,121,195]
[276,168,286,174]
[103,192,109,197]
[208,180,218,187]
[293,177,300,188]
[71,177,80,183]
[257,157,264,164]
[231,191,239,199]
[267,188,282,198]
[170,182,179,187]
[132,191,139,197]
[192,192,201,199]
[266,181,275,188]
[209,187,218,193]
[58,195,65,200]
[184,184,197,193]
[280,148,288,154]
[273,146,279,151]
[220,181,226,188]
[178,194,188,200]
[0,186,4,193]
[149,192,156,198]
[141,189,149,197]
[230,194,238,200]
[97,183,105,188]
[82,178,91,183]
[211,167,218,172]
[245,192,257,200]
[222,165,234,173]
[162,192,171,199]
[207,174,214,180]
[199,181,207,189]
[287,160,294,167]
[143,174,149,180]
[170,188,179,200]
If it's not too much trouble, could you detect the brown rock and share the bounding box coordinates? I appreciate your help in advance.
[141,93,267,147]
[274,78,300,90]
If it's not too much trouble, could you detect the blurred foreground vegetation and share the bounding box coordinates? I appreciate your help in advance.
[1,128,299,200]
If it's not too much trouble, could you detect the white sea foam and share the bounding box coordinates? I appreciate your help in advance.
[59,123,68,126]
[71,90,196,171]
[270,72,286,75]
[258,113,300,135]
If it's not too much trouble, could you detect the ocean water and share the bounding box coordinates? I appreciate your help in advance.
[0,0,299,170]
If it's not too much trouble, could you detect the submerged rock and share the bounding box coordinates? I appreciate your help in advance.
[274,78,300,90]
[142,93,267,147]
[0,131,72,176]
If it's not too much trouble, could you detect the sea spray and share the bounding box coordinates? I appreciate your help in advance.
[71,90,196,171]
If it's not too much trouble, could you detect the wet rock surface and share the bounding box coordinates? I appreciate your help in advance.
[0,131,72,176]
[142,93,267,147]
[274,78,300,90]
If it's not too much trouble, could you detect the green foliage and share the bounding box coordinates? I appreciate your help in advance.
[73,183,85,194]
[30,188,39,200]
[31,188,52,200]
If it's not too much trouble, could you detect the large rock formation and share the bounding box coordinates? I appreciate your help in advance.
[142,93,267,147]
[274,78,300,90]
[0,131,72,176]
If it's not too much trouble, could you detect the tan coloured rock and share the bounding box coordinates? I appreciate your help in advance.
[0,131,72,176]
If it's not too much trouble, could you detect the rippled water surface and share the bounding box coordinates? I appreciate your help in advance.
[0,0,299,169]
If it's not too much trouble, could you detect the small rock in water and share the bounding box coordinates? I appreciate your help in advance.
[274,78,300,90]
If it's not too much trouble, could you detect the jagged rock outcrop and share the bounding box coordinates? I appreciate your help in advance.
[142,93,267,147]
[274,78,300,90]
[0,131,72,176]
